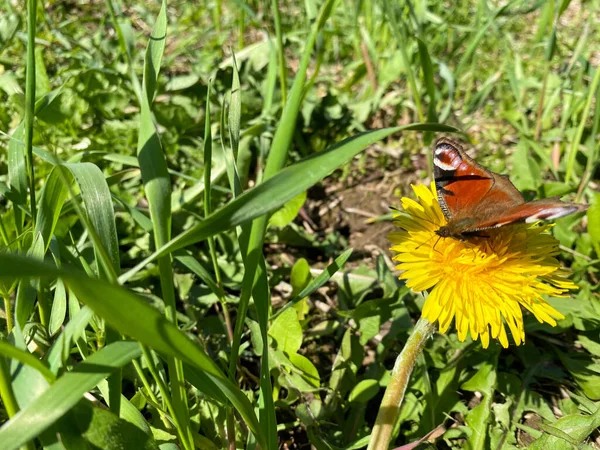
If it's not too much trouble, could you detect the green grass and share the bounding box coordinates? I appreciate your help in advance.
[0,0,598,449]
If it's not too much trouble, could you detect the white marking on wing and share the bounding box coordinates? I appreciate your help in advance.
[434,159,457,171]
[524,207,574,223]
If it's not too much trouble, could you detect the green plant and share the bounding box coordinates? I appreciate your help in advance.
[0,0,598,449]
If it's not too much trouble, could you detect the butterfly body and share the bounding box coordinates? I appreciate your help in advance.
[433,138,586,241]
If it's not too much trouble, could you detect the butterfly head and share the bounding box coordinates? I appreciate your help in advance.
[435,218,479,241]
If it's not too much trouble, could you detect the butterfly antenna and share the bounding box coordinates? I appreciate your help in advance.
[431,235,443,255]
[412,232,442,254]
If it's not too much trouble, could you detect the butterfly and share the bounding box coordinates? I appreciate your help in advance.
[433,137,587,240]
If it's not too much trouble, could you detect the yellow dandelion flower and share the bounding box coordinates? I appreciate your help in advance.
[389,182,578,348]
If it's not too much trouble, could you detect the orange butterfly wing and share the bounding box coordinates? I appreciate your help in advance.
[433,138,523,224]
[433,138,586,237]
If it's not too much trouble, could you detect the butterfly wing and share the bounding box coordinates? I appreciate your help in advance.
[433,138,524,222]
[470,197,587,230]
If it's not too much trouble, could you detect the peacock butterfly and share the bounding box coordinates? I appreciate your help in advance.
[433,137,587,240]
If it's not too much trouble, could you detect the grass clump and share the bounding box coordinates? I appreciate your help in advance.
[0,1,598,449]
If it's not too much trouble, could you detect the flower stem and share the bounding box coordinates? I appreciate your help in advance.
[368,318,437,450]
[4,295,14,333]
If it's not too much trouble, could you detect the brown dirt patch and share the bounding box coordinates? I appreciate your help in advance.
[303,146,428,263]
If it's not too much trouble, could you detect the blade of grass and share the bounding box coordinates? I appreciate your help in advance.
[118,123,457,284]
[0,340,55,383]
[34,166,70,255]
[36,161,119,283]
[576,79,600,202]
[229,54,241,162]
[45,305,94,374]
[438,62,455,122]
[34,162,122,277]
[0,348,37,450]
[104,0,142,105]
[223,54,243,197]
[261,38,278,117]
[7,125,27,241]
[454,2,515,79]
[272,0,287,106]
[0,341,141,450]
[24,0,37,224]
[0,356,20,421]
[60,160,125,415]
[228,2,339,445]
[43,161,124,414]
[416,36,438,170]
[15,232,44,329]
[135,1,192,448]
[386,8,424,122]
[203,83,233,342]
[0,253,267,449]
[174,252,223,305]
[64,163,120,276]
[272,248,354,319]
[534,0,556,140]
[565,65,600,184]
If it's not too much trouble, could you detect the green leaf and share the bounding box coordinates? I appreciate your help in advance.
[15,232,44,328]
[274,249,353,320]
[588,193,600,257]
[577,333,600,357]
[455,2,513,76]
[228,52,241,161]
[511,140,541,191]
[269,190,307,228]
[0,253,265,448]
[268,307,302,354]
[8,327,50,412]
[34,162,120,277]
[137,0,171,251]
[58,402,157,450]
[220,87,242,197]
[0,339,55,383]
[46,306,94,374]
[528,409,600,450]
[0,341,141,449]
[417,36,438,144]
[290,258,311,320]
[7,124,27,235]
[461,352,499,450]
[34,47,50,98]
[557,350,600,400]
[566,63,600,184]
[354,298,395,345]
[34,166,70,254]
[246,318,264,357]
[288,353,320,389]
[48,279,67,336]
[327,329,363,409]
[348,379,380,404]
[142,0,166,104]
[65,163,120,274]
[290,258,311,297]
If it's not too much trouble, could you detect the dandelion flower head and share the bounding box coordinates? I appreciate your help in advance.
[389,183,577,348]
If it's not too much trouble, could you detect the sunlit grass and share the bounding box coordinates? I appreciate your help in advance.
[0,1,597,449]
